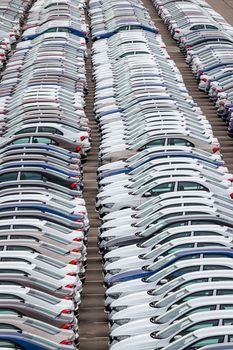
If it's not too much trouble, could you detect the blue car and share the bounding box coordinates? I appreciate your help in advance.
[92,24,159,40]
[0,203,84,222]
[99,151,224,179]
[0,332,74,350]
[108,248,233,285]
[0,161,80,177]
[23,26,87,41]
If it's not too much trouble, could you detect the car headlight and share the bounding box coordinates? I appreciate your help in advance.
[102,236,115,242]
[111,306,127,312]
[106,293,122,300]
[105,257,119,263]
[103,203,114,209]
[109,335,130,343]
[114,319,130,326]
[108,269,121,275]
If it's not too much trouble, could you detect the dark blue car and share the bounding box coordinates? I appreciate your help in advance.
[0,161,80,177]
[23,26,87,41]
[0,203,84,222]
[99,151,224,179]
[0,332,74,350]
[92,24,159,40]
[108,248,233,285]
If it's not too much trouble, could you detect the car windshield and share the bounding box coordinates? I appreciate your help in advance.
[149,254,175,271]
[157,303,191,324]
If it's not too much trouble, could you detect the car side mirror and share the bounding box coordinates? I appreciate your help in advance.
[144,192,152,197]
[159,278,168,284]
[173,335,182,341]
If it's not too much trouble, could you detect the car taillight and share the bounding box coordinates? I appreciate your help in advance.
[230,193,233,199]
[60,340,73,345]
[61,309,72,314]
[73,237,82,241]
[199,71,204,75]
[75,146,82,152]
[74,228,83,231]
[65,284,76,289]
[175,29,180,33]
[67,272,77,276]
[212,147,220,153]
[69,182,77,189]
[72,248,80,253]
[75,219,82,222]
[186,45,192,48]
[61,324,74,330]
[63,296,73,300]
[228,179,233,182]
[80,136,87,141]
[201,77,207,82]
[69,259,79,265]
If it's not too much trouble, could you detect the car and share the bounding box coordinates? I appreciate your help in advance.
[162,326,233,350]
[109,310,233,350]
[0,167,81,190]
[0,315,76,345]
[107,248,233,284]
[0,332,76,350]
[105,257,233,303]
[103,224,233,261]
[110,295,233,342]
[110,282,233,326]
[103,235,233,275]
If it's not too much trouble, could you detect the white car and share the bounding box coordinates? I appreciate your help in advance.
[105,258,233,304]
[110,282,233,326]
[110,295,233,341]
[109,310,233,350]
[98,176,233,215]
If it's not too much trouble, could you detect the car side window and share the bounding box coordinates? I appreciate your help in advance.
[216,289,233,295]
[206,25,218,30]
[10,137,30,145]
[0,340,24,348]
[178,181,208,192]
[183,336,224,350]
[0,172,18,182]
[0,309,19,315]
[0,323,21,331]
[203,265,232,270]
[38,127,62,135]
[149,182,175,196]
[172,320,219,340]
[223,319,233,326]
[163,266,200,282]
[220,304,233,310]
[0,293,24,300]
[32,137,58,145]
[142,138,165,149]
[15,127,36,134]
[168,138,194,147]
[179,305,216,319]
[190,24,205,30]
[20,172,44,181]
[181,290,213,302]
[0,269,27,275]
